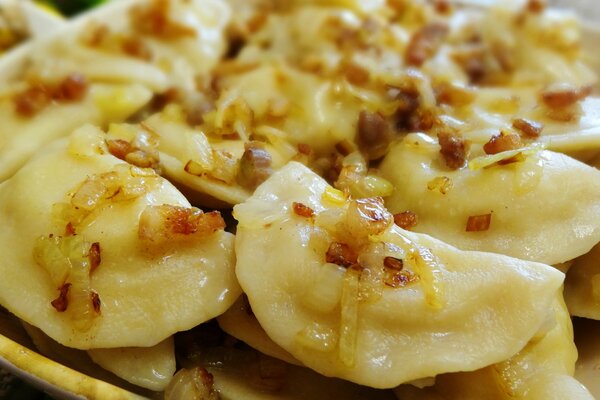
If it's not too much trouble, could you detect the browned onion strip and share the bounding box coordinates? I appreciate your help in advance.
[51,283,71,312]
[325,242,358,268]
[138,205,225,243]
[483,132,523,155]
[292,202,315,218]
[512,118,543,138]
[540,84,592,109]
[393,211,418,230]
[405,23,449,66]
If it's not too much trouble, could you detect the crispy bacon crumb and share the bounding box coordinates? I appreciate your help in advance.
[13,74,88,118]
[357,111,392,160]
[466,213,492,232]
[325,242,358,268]
[383,256,404,271]
[405,23,449,66]
[540,84,592,109]
[512,118,543,138]
[393,211,418,230]
[51,283,71,312]
[292,202,314,218]
[91,291,101,314]
[483,132,523,155]
[54,74,88,102]
[89,242,101,274]
[438,131,469,170]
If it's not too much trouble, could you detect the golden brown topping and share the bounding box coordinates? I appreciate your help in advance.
[483,132,523,155]
[165,367,220,400]
[512,118,543,138]
[51,283,71,312]
[357,111,392,161]
[91,291,101,314]
[65,222,76,237]
[326,242,358,268]
[89,242,101,274]
[54,74,88,103]
[297,143,312,156]
[393,211,418,230]
[346,197,393,237]
[130,0,196,39]
[121,36,153,60]
[427,176,452,194]
[13,74,89,118]
[237,141,273,190]
[540,84,592,109]
[106,130,160,170]
[138,205,225,243]
[466,213,492,232]
[13,85,51,117]
[434,0,452,14]
[106,139,133,160]
[527,0,546,13]
[383,256,404,271]
[405,23,449,66]
[335,139,356,157]
[292,202,315,218]
[342,61,370,86]
[438,131,469,170]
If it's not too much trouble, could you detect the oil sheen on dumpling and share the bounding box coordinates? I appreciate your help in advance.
[0,126,240,349]
[379,133,600,265]
[564,242,600,320]
[393,293,594,400]
[233,161,563,389]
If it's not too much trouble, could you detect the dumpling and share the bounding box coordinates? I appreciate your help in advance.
[0,0,231,182]
[0,125,240,349]
[393,293,595,399]
[564,242,600,320]
[234,161,563,388]
[379,132,600,265]
[218,295,301,366]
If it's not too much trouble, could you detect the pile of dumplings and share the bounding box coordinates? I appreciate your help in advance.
[0,0,599,398]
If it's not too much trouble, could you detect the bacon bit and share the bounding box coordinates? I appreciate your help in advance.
[297,143,312,156]
[326,242,358,268]
[540,84,592,109]
[438,131,469,170]
[405,23,449,66]
[383,256,404,271]
[13,85,51,117]
[292,202,314,218]
[434,0,452,14]
[483,132,523,155]
[237,142,273,190]
[138,205,226,243]
[121,36,153,60]
[130,0,196,39]
[451,46,486,83]
[393,211,418,230]
[527,0,546,13]
[65,222,76,236]
[54,74,88,102]
[427,176,452,194]
[91,291,101,314]
[512,118,543,138]
[51,283,71,312]
[384,270,418,288]
[466,213,492,232]
[392,86,421,131]
[343,62,370,86]
[89,242,101,274]
[13,74,88,117]
[357,111,392,161]
[335,140,356,157]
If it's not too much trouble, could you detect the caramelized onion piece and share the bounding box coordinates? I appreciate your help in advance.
[512,118,543,138]
[483,132,523,155]
[466,213,492,232]
[438,131,469,170]
[405,23,449,66]
[51,283,71,312]
[130,0,196,40]
[326,242,358,268]
[138,205,225,243]
[393,211,418,230]
[292,202,314,218]
[527,0,546,13]
[345,197,393,237]
[13,85,51,117]
[164,367,220,400]
[13,74,88,118]
[89,242,101,274]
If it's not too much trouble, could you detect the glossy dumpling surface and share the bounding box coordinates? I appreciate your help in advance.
[234,161,563,388]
